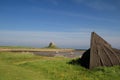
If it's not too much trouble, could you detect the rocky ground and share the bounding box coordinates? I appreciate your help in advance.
[33,51,85,58]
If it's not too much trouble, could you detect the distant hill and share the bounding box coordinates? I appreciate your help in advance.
[45,42,59,49]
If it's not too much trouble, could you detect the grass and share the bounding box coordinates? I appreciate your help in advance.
[0,46,34,49]
[0,46,74,52]
[0,52,120,80]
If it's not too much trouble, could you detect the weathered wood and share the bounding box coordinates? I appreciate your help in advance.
[81,32,120,69]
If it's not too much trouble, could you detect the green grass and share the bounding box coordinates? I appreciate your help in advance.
[0,52,120,80]
[0,46,34,49]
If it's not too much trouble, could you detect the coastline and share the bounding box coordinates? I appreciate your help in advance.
[0,48,75,52]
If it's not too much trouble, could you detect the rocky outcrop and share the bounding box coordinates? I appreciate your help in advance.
[47,42,58,49]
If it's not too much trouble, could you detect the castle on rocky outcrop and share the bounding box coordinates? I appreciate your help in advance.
[47,42,58,48]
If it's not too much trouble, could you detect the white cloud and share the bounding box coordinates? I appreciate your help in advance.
[30,6,120,24]
[0,30,90,48]
[50,0,59,6]
[87,1,116,10]
[73,0,117,11]
[0,30,120,49]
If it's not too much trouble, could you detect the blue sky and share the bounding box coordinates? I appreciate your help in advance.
[0,0,120,49]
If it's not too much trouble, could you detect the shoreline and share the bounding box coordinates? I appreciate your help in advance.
[0,48,75,52]
[0,48,85,58]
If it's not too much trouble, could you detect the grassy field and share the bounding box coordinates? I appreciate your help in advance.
[0,52,120,80]
[0,46,34,49]
[0,46,74,52]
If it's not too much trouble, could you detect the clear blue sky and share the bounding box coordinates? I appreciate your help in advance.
[0,0,120,49]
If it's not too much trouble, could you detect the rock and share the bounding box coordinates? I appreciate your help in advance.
[47,42,58,48]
